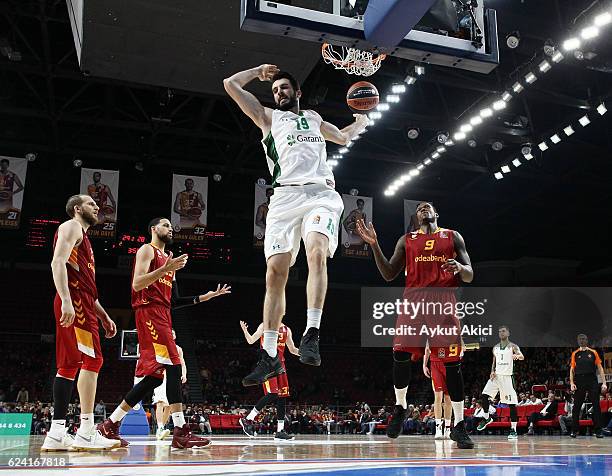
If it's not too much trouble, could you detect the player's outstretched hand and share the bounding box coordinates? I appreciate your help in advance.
[353,113,369,131]
[258,64,280,82]
[199,284,231,302]
[355,219,377,245]
[423,364,431,379]
[163,252,188,272]
[239,321,248,332]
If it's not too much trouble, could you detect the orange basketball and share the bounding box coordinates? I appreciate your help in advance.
[187,207,202,218]
[347,81,379,112]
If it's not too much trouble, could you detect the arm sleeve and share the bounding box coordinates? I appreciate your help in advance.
[171,280,200,310]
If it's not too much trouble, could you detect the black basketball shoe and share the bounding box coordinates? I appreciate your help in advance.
[386,405,407,439]
[299,327,321,366]
[450,420,474,449]
[274,430,295,441]
[242,349,285,387]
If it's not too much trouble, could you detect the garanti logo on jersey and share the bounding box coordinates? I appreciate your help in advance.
[286,134,297,146]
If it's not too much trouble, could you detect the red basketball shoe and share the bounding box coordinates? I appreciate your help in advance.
[172,424,212,449]
[97,419,130,447]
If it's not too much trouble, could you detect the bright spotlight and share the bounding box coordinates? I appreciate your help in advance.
[597,103,607,115]
[512,158,522,167]
[550,134,561,144]
[501,165,511,174]
[563,126,574,136]
[578,115,590,126]
[563,38,581,51]
[538,142,548,151]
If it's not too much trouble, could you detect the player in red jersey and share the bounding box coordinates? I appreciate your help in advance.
[98,217,222,450]
[42,194,119,452]
[239,321,299,441]
[356,202,475,448]
[423,341,460,440]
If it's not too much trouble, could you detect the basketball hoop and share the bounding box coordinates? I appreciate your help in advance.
[321,43,386,77]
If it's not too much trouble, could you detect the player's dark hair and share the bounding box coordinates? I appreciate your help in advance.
[148,217,164,235]
[357,199,364,206]
[65,194,87,218]
[417,201,435,212]
[498,325,510,332]
[577,333,587,340]
[0,158,9,165]
[271,71,300,91]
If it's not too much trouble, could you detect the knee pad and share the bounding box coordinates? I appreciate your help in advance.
[57,367,79,380]
[81,355,103,374]
[165,364,183,405]
[393,351,412,389]
[444,362,464,402]
[125,375,163,408]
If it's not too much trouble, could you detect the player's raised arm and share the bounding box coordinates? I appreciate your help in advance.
[223,65,276,133]
[240,321,263,345]
[441,231,474,283]
[356,219,405,282]
[51,220,83,327]
[320,114,369,145]
[132,247,187,292]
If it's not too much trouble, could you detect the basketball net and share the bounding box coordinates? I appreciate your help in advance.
[321,43,386,77]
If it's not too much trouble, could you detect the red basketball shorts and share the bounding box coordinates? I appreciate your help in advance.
[54,290,103,376]
[263,371,290,398]
[430,360,448,393]
[134,304,180,379]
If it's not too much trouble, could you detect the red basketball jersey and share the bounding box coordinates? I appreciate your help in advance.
[53,226,97,298]
[131,243,174,309]
[405,228,459,288]
[260,324,288,364]
[429,344,462,363]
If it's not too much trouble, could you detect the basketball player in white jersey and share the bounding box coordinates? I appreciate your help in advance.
[224,64,368,385]
[477,325,524,440]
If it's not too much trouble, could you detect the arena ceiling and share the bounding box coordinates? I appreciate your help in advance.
[0,0,611,269]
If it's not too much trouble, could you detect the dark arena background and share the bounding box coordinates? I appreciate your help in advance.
[1,0,611,474]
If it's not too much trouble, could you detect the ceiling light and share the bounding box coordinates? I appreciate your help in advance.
[538,142,548,151]
[328,159,339,166]
[453,132,466,141]
[431,152,440,159]
[460,124,473,133]
[512,158,522,167]
[386,94,400,103]
[437,132,449,144]
[73,159,82,167]
[25,152,37,162]
[512,82,524,93]
[417,164,425,171]
[524,72,537,84]
[574,50,585,60]
[470,116,483,126]
[494,172,504,180]
[502,92,512,102]
[409,169,420,177]
[333,154,342,159]
[444,140,454,146]
[407,128,420,140]
[339,147,349,154]
[467,139,477,148]
[384,190,395,196]
[415,65,425,75]
[424,158,433,165]
[597,103,607,115]
[436,146,446,153]
[404,75,417,85]
[524,153,533,160]
[134,162,145,172]
[581,26,599,40]
[501,165,511,174]
[346,141,354,148]
[550,134,561,144]
[369,111,382,120]
[594,12,612,27]
[521,145,532,156]
[391,84,407,94]
[377,103,390,111]
[551,51,564,63]
[563,126,574,136]
[493,100,506,111]
[543,40,556,57]
[506,31,520,49]
[480,108,493,118]
[579,115,590,126]
[538,60,551,73]
[492,140,504,151]
[563,38,581,51]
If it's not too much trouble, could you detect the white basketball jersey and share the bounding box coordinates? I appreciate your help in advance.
[262,109,335,188]
[494,342,517,376]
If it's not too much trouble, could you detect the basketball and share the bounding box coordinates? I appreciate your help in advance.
[100,205,115,215]
[0,191,10,200]
[187,206,203,218]
[346,81,379,112]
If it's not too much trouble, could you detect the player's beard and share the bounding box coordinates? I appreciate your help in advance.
[160,234,174,245]
[82,210,98,226]
[278,94,297,111]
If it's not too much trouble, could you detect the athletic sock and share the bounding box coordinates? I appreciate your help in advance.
[110,406,128,424]
[451,402,464,424]
[171,412,186,428]
[511,421,517,430]
[79,413,94,433]
[247,408,259,421]
[394,386,408,409]
[305,308,322,334]
[435,418,442,430]
[263,331,278,358]
[445,419,451,429]
[49,420,67,437]
[277,420,285,432]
